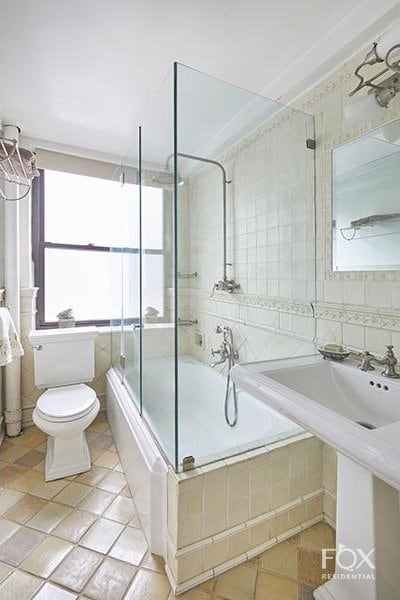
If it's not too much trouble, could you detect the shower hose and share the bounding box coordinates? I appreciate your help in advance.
[224,331,238,427]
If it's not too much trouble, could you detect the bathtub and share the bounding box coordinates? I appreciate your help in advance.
[106,357,322,593]
[126,356,304,467]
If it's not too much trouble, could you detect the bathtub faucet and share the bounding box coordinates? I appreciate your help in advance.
[211,325,239,427]
[210,344,230,368]
[211,325,238,368]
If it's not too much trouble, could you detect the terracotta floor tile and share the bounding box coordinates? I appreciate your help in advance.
[104,495,136,524]
[299,549,325,587]
[90,434,114,450]
[0,488,25,514]
[0,517,20,542]
[79,517,124,554]
[20,535,73,578]
[52,509,96,543]
[74,466,109,486]
[32,460,45,474]
[53,482,92,507]
[10,428,45,447]
[299,582,317,600]
[89,447,105,461]
[0,440,14,452]
[8,470,44,493]
[0,526,45,566]
[84,557,136,600]
[93,451,119,469]
[109,526,147,565]
[120,484,132,497]
[0,561,13,584]
[255,571,298,600]
[77,488,115,515]
[97,471,126,494]
[1,445,31,464]
[88,421,109,434]
[214,564,257,600]
[259,540,298,579]
[113,462,124,472]
[15,450,45,468]
[51,546,103,592]
[26,501,71,533]
[141,552,165,573]
[125,569,170,600]
[29,478,69,500]
[0,569,43,599]
[3,494,47,524]
[33,581,77,599]
[299,522,335,552]
[0,463,28,486]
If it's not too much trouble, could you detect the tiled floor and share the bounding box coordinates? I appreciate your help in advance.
[0,417,335,599]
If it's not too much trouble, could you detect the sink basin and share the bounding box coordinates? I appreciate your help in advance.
[263,358,400,429]
[231,354,400,490]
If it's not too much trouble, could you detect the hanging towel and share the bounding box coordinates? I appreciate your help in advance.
[0,307,24,366]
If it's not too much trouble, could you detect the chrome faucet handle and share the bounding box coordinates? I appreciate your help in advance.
[358,350,375,371]
[211,347,221,357]
[215,325,223,334]
[381,345,400,378]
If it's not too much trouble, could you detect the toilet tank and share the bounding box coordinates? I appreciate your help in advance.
[28,327,99,388]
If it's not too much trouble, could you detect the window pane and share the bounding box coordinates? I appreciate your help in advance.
[142,186,163,249]
[44,170,140,247]
[143,254,165,318]
[44,247,136,321]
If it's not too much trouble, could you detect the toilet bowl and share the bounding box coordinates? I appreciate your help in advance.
[33,383,100,480]
[29,327,99,481]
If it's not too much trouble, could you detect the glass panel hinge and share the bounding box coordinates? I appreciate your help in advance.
[306,138,316,150]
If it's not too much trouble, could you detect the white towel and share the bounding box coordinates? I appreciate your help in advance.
[0,307,24,366]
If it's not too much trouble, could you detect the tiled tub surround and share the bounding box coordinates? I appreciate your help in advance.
[165,434,327,594]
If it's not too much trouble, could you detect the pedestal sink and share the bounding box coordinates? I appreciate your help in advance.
[231,355,400,600]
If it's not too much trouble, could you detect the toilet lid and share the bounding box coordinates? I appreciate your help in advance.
[37,384,97,420]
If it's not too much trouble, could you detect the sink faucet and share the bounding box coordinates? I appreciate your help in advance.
[358,345,400,378]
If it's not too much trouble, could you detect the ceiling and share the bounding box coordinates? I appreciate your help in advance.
[0,0,398,162]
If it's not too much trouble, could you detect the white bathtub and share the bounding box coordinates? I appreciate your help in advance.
[128,356,304,466]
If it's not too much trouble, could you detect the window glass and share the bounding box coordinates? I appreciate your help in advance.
[44,247,124,321]
[44,170,128,247]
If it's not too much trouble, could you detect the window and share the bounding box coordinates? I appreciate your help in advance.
[32,168,165,327]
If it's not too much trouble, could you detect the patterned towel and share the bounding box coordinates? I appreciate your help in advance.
[0,307,24,366]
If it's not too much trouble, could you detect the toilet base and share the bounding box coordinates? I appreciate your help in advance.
[45,431,91,481]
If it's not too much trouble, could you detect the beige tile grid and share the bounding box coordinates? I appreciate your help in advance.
[0,419,335,599]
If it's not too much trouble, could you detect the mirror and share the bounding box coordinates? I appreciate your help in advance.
[332,119,400,271]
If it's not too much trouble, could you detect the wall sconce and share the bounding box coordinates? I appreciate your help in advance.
[344,21,400,127]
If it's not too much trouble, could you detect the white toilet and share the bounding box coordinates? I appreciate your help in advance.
[29,327,100,481]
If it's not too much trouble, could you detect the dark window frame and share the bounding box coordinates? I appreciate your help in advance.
[32,169,167,329]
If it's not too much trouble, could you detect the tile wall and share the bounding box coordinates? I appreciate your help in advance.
[165,434,333,593]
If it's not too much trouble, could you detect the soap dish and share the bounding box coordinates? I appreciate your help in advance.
[317,347,350,362]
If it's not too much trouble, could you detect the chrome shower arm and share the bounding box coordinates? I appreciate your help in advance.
[164,152,232,282]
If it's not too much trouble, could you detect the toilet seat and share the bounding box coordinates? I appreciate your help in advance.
[36,383,97,423]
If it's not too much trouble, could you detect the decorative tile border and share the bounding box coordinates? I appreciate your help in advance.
[315,301,400,331]
[190,288,399,332]
[190,288,314,317]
